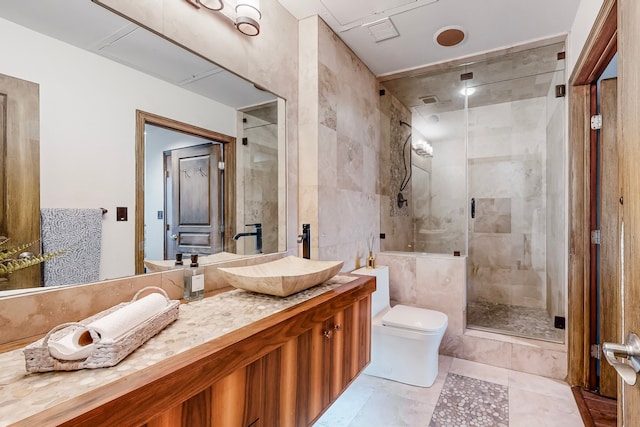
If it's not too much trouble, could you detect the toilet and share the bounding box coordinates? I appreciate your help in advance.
[353,265,448,387]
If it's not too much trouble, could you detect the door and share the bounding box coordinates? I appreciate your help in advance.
[621,0,640,421]
[0,73,40,290]
[168,143,222,258]
[598,77,620,398]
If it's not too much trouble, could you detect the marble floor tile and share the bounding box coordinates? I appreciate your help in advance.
[314,357,582,427]
[509,387,584,427]
[508,370,575,400]
[313,377,377,427]
[349,389,436,427]
[449,357,510,386]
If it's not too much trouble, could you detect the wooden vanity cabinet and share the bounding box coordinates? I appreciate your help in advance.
[44,277,374,427]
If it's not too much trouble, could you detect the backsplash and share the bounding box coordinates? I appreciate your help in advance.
[0,253,283,347]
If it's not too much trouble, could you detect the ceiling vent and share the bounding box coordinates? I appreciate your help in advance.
[363,17,399,42]
[419,95,439,104]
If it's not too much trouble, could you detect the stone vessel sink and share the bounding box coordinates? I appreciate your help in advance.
[144,252,247,272]
[217,256,344,297]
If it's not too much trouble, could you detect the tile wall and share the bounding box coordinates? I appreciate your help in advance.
[379,88,413,252]
[299,16,382,270]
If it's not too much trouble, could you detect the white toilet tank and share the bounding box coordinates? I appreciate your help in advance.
[352,266,390,316]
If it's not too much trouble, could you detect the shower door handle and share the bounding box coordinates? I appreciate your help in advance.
[471,198,475,219]
[603,332,640,385]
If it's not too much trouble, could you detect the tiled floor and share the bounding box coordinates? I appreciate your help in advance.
[467,301,564,343]
[313,356,584,427]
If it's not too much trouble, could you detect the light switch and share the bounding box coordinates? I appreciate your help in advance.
[117,207,128,221]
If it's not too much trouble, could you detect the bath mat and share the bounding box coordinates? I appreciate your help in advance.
[429,373,509,427]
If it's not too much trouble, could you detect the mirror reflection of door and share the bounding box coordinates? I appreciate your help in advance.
[165,143,222,259]
[0,73,40,290]
[143,121,232,268]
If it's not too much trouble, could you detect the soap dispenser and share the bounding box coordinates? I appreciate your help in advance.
[183,254,204,301]
[174,253,184,267]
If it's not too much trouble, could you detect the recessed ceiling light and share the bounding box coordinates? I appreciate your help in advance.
[434,26,466,47]
[460,87,476,96]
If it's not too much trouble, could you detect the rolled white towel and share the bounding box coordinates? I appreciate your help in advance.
[48,293,169,361]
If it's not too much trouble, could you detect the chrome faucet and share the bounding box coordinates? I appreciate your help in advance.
[233,223,262,253]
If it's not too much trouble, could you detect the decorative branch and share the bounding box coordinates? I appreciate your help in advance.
[0,238,38,262]
[0,238,65,276]
[367,232,376,253]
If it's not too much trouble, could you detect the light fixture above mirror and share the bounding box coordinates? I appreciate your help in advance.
[186,0,261,36]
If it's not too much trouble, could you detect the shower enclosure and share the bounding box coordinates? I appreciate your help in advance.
[380,40,567,343]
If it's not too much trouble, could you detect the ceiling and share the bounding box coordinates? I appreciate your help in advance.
[0,0,275,109]
[0,0,581,113]
[277,0,581,77]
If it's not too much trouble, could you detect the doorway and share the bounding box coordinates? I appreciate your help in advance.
[134,110,236,274]
[567,0,622,424]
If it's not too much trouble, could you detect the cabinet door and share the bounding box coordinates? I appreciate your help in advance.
[335,295,371,394]
[299,294,372,426]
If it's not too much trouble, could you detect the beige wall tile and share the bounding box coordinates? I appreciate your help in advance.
[456,334,513,369]
[510,343,567,380]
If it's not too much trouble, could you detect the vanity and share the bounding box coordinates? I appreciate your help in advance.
[0,275,374,427]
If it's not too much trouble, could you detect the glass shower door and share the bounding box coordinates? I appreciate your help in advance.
[465,43,566,342]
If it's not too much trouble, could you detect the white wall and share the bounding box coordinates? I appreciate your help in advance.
[567,0,605,75]
[0,17,236,281]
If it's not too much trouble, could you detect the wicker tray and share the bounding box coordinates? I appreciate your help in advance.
[24,286,180,373]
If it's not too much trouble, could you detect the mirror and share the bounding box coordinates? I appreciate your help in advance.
[0,0,286,294]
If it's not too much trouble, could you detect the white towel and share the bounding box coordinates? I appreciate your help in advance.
[48,293,169,361]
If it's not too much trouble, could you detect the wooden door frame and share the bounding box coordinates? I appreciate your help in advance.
[135,110,236,275]
[567,0,617,388]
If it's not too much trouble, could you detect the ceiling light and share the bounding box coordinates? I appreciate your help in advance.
[235,0,261,36]
[460,87,476,96]
[185,0,261,37]
[434,26,466,47]
[412,137,434,157]
[199,0,224,11]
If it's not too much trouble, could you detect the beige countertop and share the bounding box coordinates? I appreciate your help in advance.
[0,275,356,426]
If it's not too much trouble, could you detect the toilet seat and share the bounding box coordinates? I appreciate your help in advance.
[382,305,448,333]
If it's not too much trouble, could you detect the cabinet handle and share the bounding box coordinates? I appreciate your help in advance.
[322,329,333,339]
[334,324,341,331]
